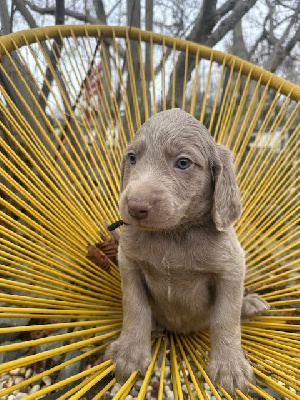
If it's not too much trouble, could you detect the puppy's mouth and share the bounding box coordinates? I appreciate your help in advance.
[121,212,180,232]
[130,220,168,231]
[120,194,182,231]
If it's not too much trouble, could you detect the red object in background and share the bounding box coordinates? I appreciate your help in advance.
[84,62,102,122]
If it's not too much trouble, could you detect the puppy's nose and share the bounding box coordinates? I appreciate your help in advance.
[128,200,151,220]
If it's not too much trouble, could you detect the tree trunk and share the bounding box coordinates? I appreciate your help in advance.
[39,0,65,111]
[145,0,153,115]
[126,0,142,131]
[167,0,217,107]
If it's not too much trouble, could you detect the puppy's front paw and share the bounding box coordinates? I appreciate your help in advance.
[207,351,255,396]
[242,293,270,316]
[105,339,152,383]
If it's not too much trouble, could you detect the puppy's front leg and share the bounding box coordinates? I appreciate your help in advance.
[207,274,255,395]
[105,250,152,383]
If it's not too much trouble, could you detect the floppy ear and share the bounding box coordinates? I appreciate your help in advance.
[212,145,242,231]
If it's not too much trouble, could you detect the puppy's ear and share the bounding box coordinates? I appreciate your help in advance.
[212,145,241,231]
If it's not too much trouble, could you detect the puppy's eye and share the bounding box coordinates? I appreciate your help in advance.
[128,153,137,165]
[175,158,192,170]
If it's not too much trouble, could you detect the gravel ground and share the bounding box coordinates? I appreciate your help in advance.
[0,365,213,400]
[1,364,297,400]
[0,367,50,399]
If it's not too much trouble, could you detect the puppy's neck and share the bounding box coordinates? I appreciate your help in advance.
[127,215,217,239]
[166,212,216,235]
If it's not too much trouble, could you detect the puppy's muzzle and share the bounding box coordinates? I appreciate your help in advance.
[128,199,152,220]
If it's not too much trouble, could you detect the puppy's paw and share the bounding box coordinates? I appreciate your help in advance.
[242,293,270,316]
[104,339,152,383]
[206,351,255,396]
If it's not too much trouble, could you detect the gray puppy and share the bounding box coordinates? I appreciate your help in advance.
[105,109,269,395]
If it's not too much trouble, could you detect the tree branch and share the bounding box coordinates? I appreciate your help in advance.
[15,0,39,29]
[267,24,300,72]
[216,0,237,20]
[231,19,248,60]
[265,0,276,45]
[24,1,96,24]
[248,12,269,57]
[0,0,11,34]
[107,0,122,18]
[248,32,265,58]
[93,0,107,24]
[206,0,258,48]
[185,0,218,43]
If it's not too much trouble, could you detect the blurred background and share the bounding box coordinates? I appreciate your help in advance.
[0,0,299,134]
[1,0,299,82]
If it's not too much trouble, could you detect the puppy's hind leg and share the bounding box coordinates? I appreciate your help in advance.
[242,293,270,316]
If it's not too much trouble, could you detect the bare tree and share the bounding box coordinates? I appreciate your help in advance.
[167,0,259,105]
[229,0,300,80]
[258,0,299,75]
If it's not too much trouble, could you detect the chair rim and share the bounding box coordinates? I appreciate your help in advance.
[0,24,299,102]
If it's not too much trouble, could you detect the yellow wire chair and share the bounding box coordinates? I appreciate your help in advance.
[0,25,299,399]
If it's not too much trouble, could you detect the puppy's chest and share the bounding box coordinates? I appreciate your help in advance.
[121,229,213,272]
[121,229,216,308]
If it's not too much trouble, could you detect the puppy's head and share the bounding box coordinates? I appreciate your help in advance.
[119,109,241,231]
